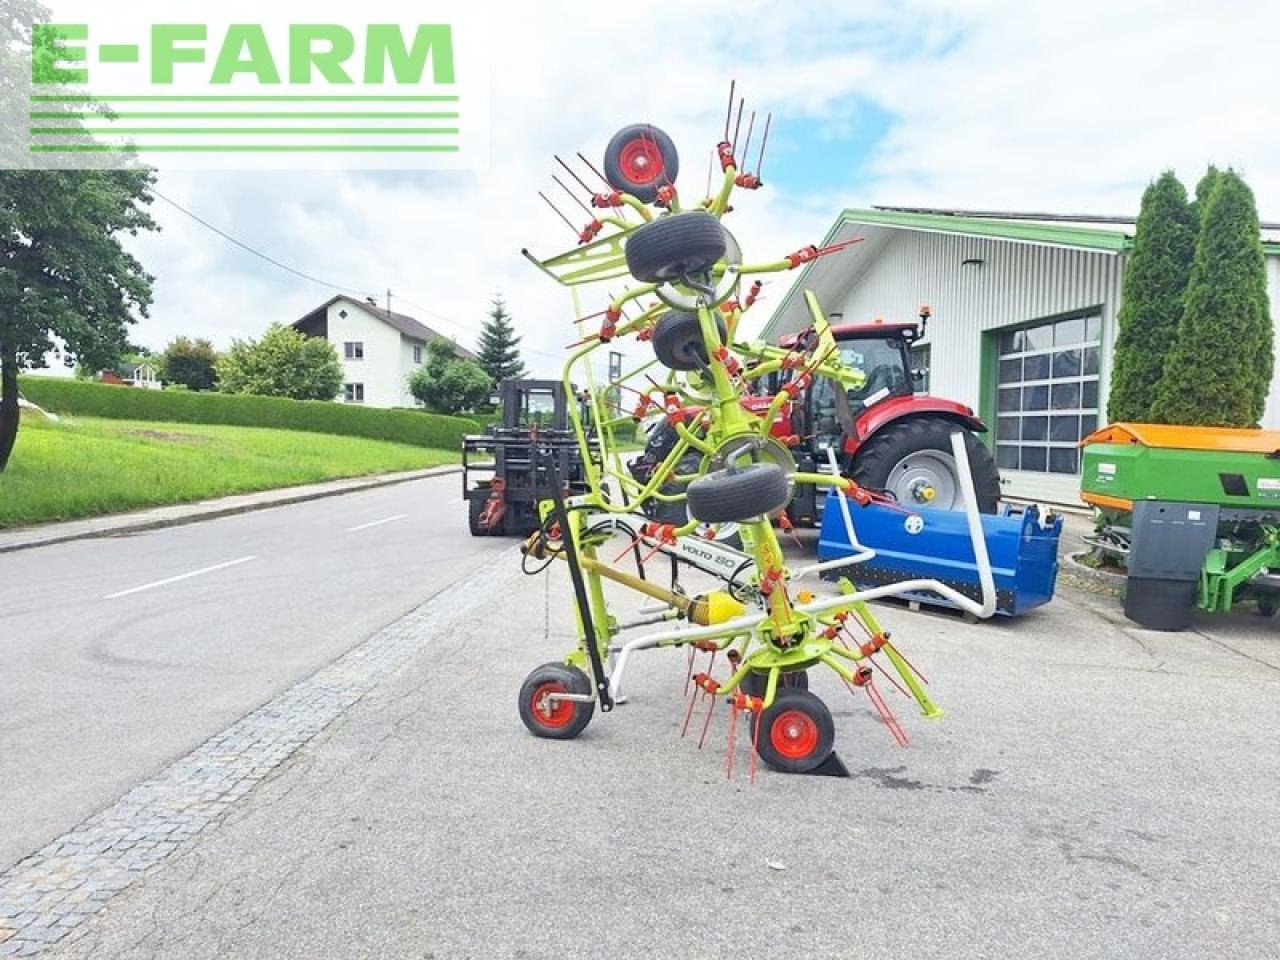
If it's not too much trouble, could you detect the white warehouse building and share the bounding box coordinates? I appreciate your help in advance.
[762,207,1280,505]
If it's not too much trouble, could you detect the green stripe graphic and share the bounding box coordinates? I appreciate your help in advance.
[32,128,460,136]
[31,112,460,120]
[29,95,460,102]
[31,144,462,153]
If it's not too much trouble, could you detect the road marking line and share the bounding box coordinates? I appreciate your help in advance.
[347,513,408,532]
[103,555,257,600]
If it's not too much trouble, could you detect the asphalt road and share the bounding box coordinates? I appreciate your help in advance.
[46,534,1280,960]
[0,473,508,872]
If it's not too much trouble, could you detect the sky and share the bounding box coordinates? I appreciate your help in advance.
[36,0,1280,378]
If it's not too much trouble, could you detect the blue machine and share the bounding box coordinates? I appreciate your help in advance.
[817,496,1064,617]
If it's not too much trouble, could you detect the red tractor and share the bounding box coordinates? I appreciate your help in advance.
[628,307,1001,533]
[775,308,1001,523]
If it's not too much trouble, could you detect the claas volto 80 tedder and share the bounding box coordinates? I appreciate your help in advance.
[512,83,999,778]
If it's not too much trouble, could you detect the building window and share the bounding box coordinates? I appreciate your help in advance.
[994,313,1101,475]
[344,341,364,360]
[344,383,365,403]
[413,344,423,364]
[909,343,931,394]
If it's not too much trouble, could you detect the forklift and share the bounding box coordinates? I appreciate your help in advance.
[463,380,596,536]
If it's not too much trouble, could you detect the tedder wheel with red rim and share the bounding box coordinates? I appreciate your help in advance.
[518,662,595,740]
[603,124,680,203]
[753,688,835,774]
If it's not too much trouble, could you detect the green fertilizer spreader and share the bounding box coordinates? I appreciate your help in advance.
[1080,423,1280,630]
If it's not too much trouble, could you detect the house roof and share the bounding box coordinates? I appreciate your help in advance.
[119,362,155,378]
[762,205,1280,340]
[295,295,475,359]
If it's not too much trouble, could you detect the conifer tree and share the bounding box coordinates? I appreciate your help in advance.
[475,296,526,383]
[1151,170,1273,426]
[1106,171,1195,423]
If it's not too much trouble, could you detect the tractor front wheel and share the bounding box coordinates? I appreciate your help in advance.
[852,417,1001,513]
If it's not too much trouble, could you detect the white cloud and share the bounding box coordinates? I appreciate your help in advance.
[114,0,1279,379]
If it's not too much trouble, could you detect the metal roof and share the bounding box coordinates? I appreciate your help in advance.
[295,295,476,359]
[764,207,1280,340]
[826,208,1133,253]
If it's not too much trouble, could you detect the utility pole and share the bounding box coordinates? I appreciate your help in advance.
[386,288,392,316]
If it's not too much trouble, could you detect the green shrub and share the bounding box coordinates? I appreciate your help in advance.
[18,376,478,449]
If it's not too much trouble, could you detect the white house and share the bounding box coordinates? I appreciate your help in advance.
[119,361,162,390]
[761,207,1280,505]
[294,295,474,409]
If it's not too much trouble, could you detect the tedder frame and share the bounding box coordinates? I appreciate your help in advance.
[517,89,997,774]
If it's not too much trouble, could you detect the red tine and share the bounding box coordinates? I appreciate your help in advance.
[697,693,717,749]
[555,154,596,195]
[538,191,578,235]
[756,112,772,178]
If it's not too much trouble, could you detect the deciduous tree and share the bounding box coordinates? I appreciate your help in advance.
[216,324,343,401]
[160,336,219,391]
[409,339,492,414]
[0,171,157,471]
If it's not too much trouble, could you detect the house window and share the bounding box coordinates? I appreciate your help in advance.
[994,313,1101,475]
[344,383,365,403]
[344,341,364,360]
[909,343,931,393]
[413,344,423,364]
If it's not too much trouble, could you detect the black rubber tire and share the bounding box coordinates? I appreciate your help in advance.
[518,663,595,740]
[741,670,809,699]
[625,212,727,284]
[852,417,1001,513]
[1258,597,1277,617]
[753,688,835,774]
[467,495,488,537]
[652,311,727,371]
[686,462,791,524]
[603,124,679,203]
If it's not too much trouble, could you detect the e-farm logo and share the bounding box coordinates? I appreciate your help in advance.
[19,1,488,170]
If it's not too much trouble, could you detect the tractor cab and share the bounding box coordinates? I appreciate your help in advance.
[805,319,924,451]
[775,309,1001,523]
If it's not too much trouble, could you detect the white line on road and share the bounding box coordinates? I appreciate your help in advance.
[347,513,408,532]
[103,556,257,600]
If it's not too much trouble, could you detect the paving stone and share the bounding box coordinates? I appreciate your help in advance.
[0,551,517,958]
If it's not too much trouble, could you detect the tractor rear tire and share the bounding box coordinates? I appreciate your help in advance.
[625,212,727,284]
[603,124,680,203]
[852,417,1001,513]
[686,462,791,524]
[518,663,595,740]
[651,311,727,371]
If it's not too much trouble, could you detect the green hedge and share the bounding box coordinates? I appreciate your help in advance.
[18,376,478,450]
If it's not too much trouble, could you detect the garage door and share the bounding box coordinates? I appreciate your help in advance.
[994,312,1101,500]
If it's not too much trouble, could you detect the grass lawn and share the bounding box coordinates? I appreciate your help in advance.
[0,415,460,529]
